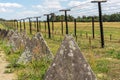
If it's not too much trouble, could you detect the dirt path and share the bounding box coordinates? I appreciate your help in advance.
[0,48,16,80]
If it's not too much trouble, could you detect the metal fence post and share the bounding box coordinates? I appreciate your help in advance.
[19,20,22,32]
[28,18,32,34]
[23,19,26,31]
[44,14,51,39]
[74,19,77,36]
[91,0,106,48]
[59,9,70,34]
[92,17,95,39]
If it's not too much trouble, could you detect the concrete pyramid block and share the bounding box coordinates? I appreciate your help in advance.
[44,35,97,80]
[17,32,53,64]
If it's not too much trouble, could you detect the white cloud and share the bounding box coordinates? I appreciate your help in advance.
[108,0,120,3]
[33,5,43,9]
[68,1,81,7]
[32,0,65,14]
[0,7,6,12]
[21,11,38,15]
[0,7,14,13]
[68,0,93,7]
[44,0,62,9]
[33,2,61,10]
[2,0,120,20]
[0,3,23,8]
[67,0,97,17]
[0,3,23,13]
[15,10,39,19]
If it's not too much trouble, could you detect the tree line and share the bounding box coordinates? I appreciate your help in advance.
[0,12,120,22]
[50,12,120,22]
[0,18,6,21]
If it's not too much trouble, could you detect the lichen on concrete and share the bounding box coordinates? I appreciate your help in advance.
[44,35,97,80]
[17,32,53,64]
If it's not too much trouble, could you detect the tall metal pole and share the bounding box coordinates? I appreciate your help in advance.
[60,15,64,35]
[28,18,32,34]
[33,21,37,30]
[34,16,40,32]
[17,20,18,30]
[52,20,54,34]
[74,19,77,36]
[34,21,36,31]
[19,20,22,32]
[92,17,95,39]
[60,9,70,34]
[36,17,39,32]
[44,14,51,39]
[65,11,68,34]
[14,20,16,28]
[91,0,106,48]
[50,13,55,34]
[98,2,104,48]
[39,20,41,31]
[44,21,46,33]
[47,15,51,38]
[23,19,26,31]
[61,20,63,35]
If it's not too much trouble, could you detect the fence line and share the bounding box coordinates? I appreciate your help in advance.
[1,1,120,48]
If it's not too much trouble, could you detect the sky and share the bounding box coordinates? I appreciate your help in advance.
[0,0,120,20]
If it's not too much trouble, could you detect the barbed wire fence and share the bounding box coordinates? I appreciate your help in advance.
[1,1,120,48]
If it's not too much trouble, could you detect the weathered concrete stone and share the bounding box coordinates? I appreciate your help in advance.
[6,30,14,40]
[44,35,97,80]
[17,32,53,64]
[35,33,53,59]
[0,29,4,38]
[3,30,9,39]
[0,29,9,39]
[8,31,28,52]
[0,29,7,39]
[9,31,21,51]
[17,47,32,63]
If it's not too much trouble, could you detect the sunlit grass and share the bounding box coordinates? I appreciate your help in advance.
[0,22,120,80]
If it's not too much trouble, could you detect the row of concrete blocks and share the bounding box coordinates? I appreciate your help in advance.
[0,28,53,63]
[0,28,97,80]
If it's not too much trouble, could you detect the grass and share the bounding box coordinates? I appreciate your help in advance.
[0,22,120,80]
[0,23,5,29]
[17,57,51,80]
[42,34,120,80]
[41,22,120,80]
[0,40,23,70]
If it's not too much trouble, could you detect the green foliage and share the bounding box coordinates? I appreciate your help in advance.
[95,59,109,73]
[4,51,24,74]
[4,69,14,73]
[116,51,120,59]
[106,48,115,58]
[0,18,6,21]
[0,40,12,55]
[0,21,120,80]
[18,56,51,80]
[0,40,25,77]
[49,14,74,22]
[107,49,115,55]
[3,45,12,55]
[106,48,120,59]
[48,12,120,22]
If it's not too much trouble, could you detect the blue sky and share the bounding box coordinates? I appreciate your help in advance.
[0,0,120,20]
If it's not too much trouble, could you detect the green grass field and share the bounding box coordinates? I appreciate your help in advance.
[1,22,120,80]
